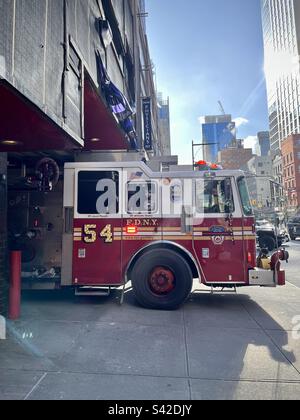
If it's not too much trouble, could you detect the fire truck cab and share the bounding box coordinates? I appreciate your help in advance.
[8,160,287,310]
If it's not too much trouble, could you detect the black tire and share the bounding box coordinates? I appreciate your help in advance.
[259,236,276,252]
[131,249,193,310]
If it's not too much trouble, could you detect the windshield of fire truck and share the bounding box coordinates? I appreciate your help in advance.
[237,176,253,216]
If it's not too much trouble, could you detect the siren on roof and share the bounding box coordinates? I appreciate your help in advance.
[195,160,223,171]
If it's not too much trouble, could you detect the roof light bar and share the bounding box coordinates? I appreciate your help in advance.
[195,161,223,171]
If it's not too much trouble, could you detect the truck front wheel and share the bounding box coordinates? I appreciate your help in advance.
[131,249,193,310]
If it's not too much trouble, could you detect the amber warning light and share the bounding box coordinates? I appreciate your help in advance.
[126,226,138,235]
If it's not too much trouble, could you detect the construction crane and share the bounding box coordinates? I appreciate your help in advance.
[218,101,226,116]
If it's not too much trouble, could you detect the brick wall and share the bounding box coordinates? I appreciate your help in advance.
[218,148,254,170]
[282,135,300,211]
[0,153,8,315]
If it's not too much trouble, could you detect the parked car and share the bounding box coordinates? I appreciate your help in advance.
[287,216,300,240]
[256,220,287,251]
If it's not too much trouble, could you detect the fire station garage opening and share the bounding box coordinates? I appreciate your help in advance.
[6,153,69,289]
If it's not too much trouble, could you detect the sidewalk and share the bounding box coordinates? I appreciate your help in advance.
[1,283,300,400]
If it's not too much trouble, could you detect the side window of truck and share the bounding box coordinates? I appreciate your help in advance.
[77,171,119,215]
[237,177,253,216]
[127,181,158,215]
[196,178,234,214]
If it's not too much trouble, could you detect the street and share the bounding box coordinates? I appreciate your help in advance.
[284,240,300,288]
[0,242,300,401]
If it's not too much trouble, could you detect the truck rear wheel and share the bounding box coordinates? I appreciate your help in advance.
[131,249,193,310]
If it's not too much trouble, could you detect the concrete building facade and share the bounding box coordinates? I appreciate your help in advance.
[272,154,285,211]
[258,131,271,157]
[243,155,273,211]
[0,0,161,154]
[157,93,171,156]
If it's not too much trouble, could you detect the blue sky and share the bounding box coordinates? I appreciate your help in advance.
[146,0,269,164]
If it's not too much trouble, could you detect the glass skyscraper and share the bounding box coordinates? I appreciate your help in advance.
[261,0,300,156]
[202,115,236,162]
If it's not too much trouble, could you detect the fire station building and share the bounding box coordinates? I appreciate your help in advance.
[0,0,162,314]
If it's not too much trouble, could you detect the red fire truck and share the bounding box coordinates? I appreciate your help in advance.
[8,159,288,310]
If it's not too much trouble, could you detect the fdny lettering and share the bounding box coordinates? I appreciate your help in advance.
[126,219,158,227]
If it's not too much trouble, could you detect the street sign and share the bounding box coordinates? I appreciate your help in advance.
[143,98,152,151]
